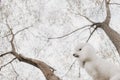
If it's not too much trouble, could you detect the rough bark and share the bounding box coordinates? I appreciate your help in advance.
[4,20,61,80]
[98,0,120,55]
[100,23,120,55]
[93,0,120,55]
[11,52,61,80]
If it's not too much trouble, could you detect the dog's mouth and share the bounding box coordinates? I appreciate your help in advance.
[73,54,79,58]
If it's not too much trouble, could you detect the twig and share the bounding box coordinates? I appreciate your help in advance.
[67,0,95,23]
[14,26,33,36]
[61,59,77,77]
[104,0,111,23]
[6,19,16,51]
[96,0,105,15]
[78,66,81,78]
[86,27,97,42]
[11,63,19,80]
[109,3,120,6]
[48,25,91,40]
[0,51,12,57]
[77,12,95,23]
[0,58,16,70]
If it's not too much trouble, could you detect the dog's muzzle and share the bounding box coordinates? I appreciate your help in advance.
[73,54,79,58]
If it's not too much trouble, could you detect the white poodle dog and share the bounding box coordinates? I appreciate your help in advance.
[73,43,120,80]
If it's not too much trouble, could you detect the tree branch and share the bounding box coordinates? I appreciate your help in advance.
[66,0,95,23]
[14,26,33,36]
[104,0,111,24]
[12,53,60,80]
[6,19,16,51]
[48,25,91,40]
[86,27,97,42]
[62,59,77,78]
[109,3,120,6]
[77,12,95,23]
[4,19,61,80]
[0,57,16,70]
[11,63,19,80]
[0,51,12,57]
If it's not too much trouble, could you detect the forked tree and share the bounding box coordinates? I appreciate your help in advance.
[0,0,120,80]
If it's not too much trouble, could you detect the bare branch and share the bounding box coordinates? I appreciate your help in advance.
[2,33,11,38]
[0,58,16,70]
[4,14,61,80]
[16,54,60,80]
[0,51,12,57]
[48,25,91,40]
[96,0,105,15]
[109,3,120,6]
[14,26,33,36]
[77,12,95,23]
[66,0,95,23]
[6,19,16,51]
[11,63,19,80]
[86,27,97,42]
[104,0,111,23]
[78,66,81,78]
[62,59,77,77]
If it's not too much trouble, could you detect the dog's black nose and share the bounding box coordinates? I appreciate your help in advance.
[73,54,79,58]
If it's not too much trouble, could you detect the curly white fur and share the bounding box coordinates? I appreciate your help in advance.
[73,43,120,80]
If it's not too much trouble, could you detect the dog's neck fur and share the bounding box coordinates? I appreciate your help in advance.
[82,58,92,67]
[82,54,97,67]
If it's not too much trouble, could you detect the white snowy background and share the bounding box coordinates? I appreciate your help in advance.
[0,0,120,80]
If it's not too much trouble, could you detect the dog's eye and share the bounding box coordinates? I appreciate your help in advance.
[79,48,82,51]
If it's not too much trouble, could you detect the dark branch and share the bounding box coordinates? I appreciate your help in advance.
[11,63,19,80]
[4,18,61,80]
[104,0,111,23]
[3,25,33,39]
[77,12,95,23]
[0,51,12,57]
[48,25,91,40]
[86,27,97,42]
[109,3,120,6]
[0,58,16,70]
[6,19,16,51]
[14,26,33,36]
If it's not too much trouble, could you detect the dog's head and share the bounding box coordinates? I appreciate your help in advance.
[73,43,95,58]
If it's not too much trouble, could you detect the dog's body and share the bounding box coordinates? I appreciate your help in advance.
[73,43,120,80]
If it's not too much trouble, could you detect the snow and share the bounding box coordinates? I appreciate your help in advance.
[0,0,120,80]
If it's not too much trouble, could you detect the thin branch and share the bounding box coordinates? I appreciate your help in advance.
[104,0,111,23]
[109,3,120,6]
[66,0,95,23]
[0,51,12,57]
[78,66,81,78]
[61,59,77,77]
[4,18,61,80]
[14,26,33,36]
[2,33,11,38]
[11,63,19,80]
[0,57,16,70]
[86,27,97,42]
[96,0,105,15]
[48,25,91,40]
[6,19,16,51]
[77,12,95,23]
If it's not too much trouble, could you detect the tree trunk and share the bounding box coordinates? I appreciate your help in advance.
[100,23,120,55]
